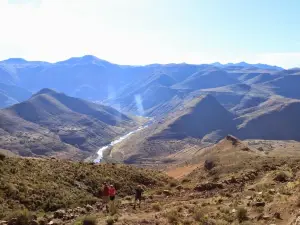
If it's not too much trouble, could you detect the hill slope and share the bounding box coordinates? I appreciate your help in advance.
[0,83,32,108]
[0,89,138,159]
[109,95,237,165]
[237,97,300,140]
[0,155,171,219]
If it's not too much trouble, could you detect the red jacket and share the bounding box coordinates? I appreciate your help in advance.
[108,187,116,196]
[103,186,109,196]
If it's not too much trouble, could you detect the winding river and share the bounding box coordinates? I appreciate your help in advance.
[94,120,152,163]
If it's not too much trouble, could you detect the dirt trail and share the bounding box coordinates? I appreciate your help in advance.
[165,164,201,179]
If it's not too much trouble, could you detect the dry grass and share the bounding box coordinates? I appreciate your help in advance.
[0,156,172,219]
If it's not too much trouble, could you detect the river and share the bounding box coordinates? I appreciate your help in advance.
[94,120,152,163]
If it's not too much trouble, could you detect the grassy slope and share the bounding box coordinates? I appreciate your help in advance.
[0,155,172,219]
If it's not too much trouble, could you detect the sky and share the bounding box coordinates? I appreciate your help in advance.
[0,0,300,68]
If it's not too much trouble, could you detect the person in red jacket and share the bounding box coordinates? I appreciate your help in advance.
[102,182,109,212]
[108,185,117,214]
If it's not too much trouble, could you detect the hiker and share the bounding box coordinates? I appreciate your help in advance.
[133,185,144,209]
[102,182,109,212]
[108,184,117,214]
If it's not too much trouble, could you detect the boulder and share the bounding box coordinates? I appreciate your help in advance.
[163,190,172,196]
[85,204,94,212]
[194,182,224,192]
[53,210,66,219]
[253,202,266,207]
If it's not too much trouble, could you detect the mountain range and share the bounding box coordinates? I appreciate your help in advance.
[0,88,138,159]
[1,55,300,163]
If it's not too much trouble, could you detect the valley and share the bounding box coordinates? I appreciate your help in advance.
[1,57,300,225]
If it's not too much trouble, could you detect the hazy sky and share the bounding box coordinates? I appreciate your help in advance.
[1,0,300,68]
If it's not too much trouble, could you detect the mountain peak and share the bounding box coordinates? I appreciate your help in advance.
[2,58,28,64]
[34,88,58,96]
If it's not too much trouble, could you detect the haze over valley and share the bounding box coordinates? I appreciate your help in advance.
[2,0,300,224]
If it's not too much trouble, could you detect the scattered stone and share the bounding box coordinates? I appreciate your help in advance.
[30,221,38,225]
[163,190,172,196]
[194,182,224,192]
[246,196,253,200]
[38,218,46,225]
[262,215,271,220]
[226,135,239,145]
[7,218,17,225]
[47,220,61,225]
[75,207,87,214]
[176,185,183,191]
[269,189,276,194]
[274,212,281,219]
[85,204,93,212]
[253,201,266,207]
[53,210,66,219]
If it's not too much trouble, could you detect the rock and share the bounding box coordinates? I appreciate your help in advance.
[75,207,87,214]
[226,135,239,145]
[245,196,253,200]
[0,221,8,225]
[262,215,271,220]
[53,210,66,219]
[47,220,61,225]
[7,218,17,225]
[258,191,263,195]
[30,221,39,225]
[269,189,276,194]
[176,185,183,191]
[85,204,94,212]
[253,201,266,207]
[231,209,236,213]
[38,218,46,225]
[194,182,224,192]
[248,187,256,191]
[274,212,281,219]
[163,190,172,196]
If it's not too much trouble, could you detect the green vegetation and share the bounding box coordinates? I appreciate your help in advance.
[0,156,172,219]
[236,207,247,222]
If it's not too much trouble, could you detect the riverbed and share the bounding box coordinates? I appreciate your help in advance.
[94,121,152,163]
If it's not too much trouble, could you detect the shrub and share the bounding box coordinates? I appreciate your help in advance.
[0,153,5,161]
[6,209,35,225]
[182,219,193,225]
[274,171,289,182]
[204,158,216,170]
[106,217,114,225]
[193,208,204,222]
[83,215,97,225]
[152,203,161,212]
[169,181,178,188]
[236,207,247,222]
[166,210,180,224]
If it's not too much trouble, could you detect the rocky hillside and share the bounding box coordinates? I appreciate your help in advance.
[0,89,138,159]
[2,136,300,225]
[0,154,172,221]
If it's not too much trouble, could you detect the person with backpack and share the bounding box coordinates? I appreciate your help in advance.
[102,182,109,212]
[133,185,144,209]
[108,184,117,214]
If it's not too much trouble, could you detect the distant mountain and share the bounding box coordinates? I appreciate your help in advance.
[174,69,238,90]
[109,95,237,164]
[264,74,300,99]
[212,62,283,71]
[154,95,237,140]
[237,97,300,140]
[0,56,287,114]
[0,83,32,108]
[0,89,138,159]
